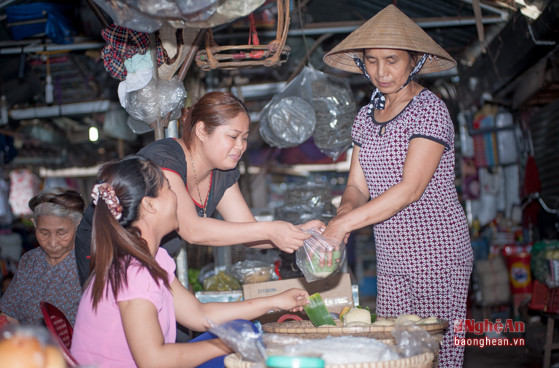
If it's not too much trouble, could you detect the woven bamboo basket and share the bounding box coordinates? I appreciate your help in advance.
[261,319,448,343]
[224,352,435,368]
[195,0,290,70]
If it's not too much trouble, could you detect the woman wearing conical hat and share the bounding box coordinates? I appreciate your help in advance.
[322,5,473,367]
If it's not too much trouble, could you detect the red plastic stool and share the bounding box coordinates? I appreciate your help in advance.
[528,280,550,311]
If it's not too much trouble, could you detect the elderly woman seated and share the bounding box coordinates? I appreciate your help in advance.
[0,187,85,326]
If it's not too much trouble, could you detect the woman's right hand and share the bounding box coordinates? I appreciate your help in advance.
[267,221,311,253]
[270,288,309,312]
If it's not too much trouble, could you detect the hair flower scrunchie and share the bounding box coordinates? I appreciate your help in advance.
[91,183,123,220]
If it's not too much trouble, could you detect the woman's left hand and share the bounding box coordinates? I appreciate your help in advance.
[271,288,309,312]
[321,217,348,245]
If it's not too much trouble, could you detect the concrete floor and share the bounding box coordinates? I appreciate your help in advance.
[358,295,549,367]
[462,323,545,368]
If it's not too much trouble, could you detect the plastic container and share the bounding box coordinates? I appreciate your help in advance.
[266,356,325,368]
[505,252,532,294]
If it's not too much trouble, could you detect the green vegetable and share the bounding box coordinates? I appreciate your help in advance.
[304,293,336,327]
[203,271,242,291]
[308,251,342,274]
[188,268,203,292]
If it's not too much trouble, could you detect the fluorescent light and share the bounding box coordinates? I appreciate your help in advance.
[9,99,111,120]
[89,126,99,142]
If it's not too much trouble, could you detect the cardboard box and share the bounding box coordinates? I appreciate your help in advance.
[243,273,354,316]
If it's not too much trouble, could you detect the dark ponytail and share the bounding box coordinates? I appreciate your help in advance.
[89,155,170,310]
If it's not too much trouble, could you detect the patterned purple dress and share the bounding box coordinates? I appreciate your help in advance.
[352,89,473,367]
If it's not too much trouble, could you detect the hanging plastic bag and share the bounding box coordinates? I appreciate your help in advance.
[259,67,316,148]
[296,229,345,282]
[184,0,266,28]
[308,66,356,160]
[92,0,162,33]
[124,75,186,132]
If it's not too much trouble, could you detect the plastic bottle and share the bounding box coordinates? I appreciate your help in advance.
[0,95,8,125]
[45,74,54,105]
[472,217,481,238]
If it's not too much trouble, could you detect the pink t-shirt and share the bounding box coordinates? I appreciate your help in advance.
[71,248,176,368]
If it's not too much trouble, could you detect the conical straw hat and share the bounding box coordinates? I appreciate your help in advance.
[323,5,456,74]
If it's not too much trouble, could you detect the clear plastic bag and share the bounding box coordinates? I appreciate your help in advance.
[184,0,266,29]
[259,67,316,148]
[229,260,276,284]
[296,229,345,282]
[264,334,399,364]
[208,319,266,362]
[92,0,162,33]
[309,66,356,160]
[203,271,242,291]
[124,75,186,131]
[275,181,336,225]
[391,321,440,358]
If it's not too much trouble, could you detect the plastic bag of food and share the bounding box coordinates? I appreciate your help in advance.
[296,229,345,282]
[203,271,242,291]
[229,260,276,284]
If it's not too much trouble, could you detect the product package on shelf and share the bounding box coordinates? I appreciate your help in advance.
[473,256,510,306]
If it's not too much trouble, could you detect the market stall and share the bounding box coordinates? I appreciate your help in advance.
[1,1,558,368]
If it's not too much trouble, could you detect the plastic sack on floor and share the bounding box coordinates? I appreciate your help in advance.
[391,321,439,358]
[124,76,186,133]
[92,0,162,33]
[208,319,265,362]
[309,66,356,160]
[296,229,345,282]
[259,67,316,148]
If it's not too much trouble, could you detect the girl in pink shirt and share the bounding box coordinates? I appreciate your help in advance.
[71,156,309,368]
